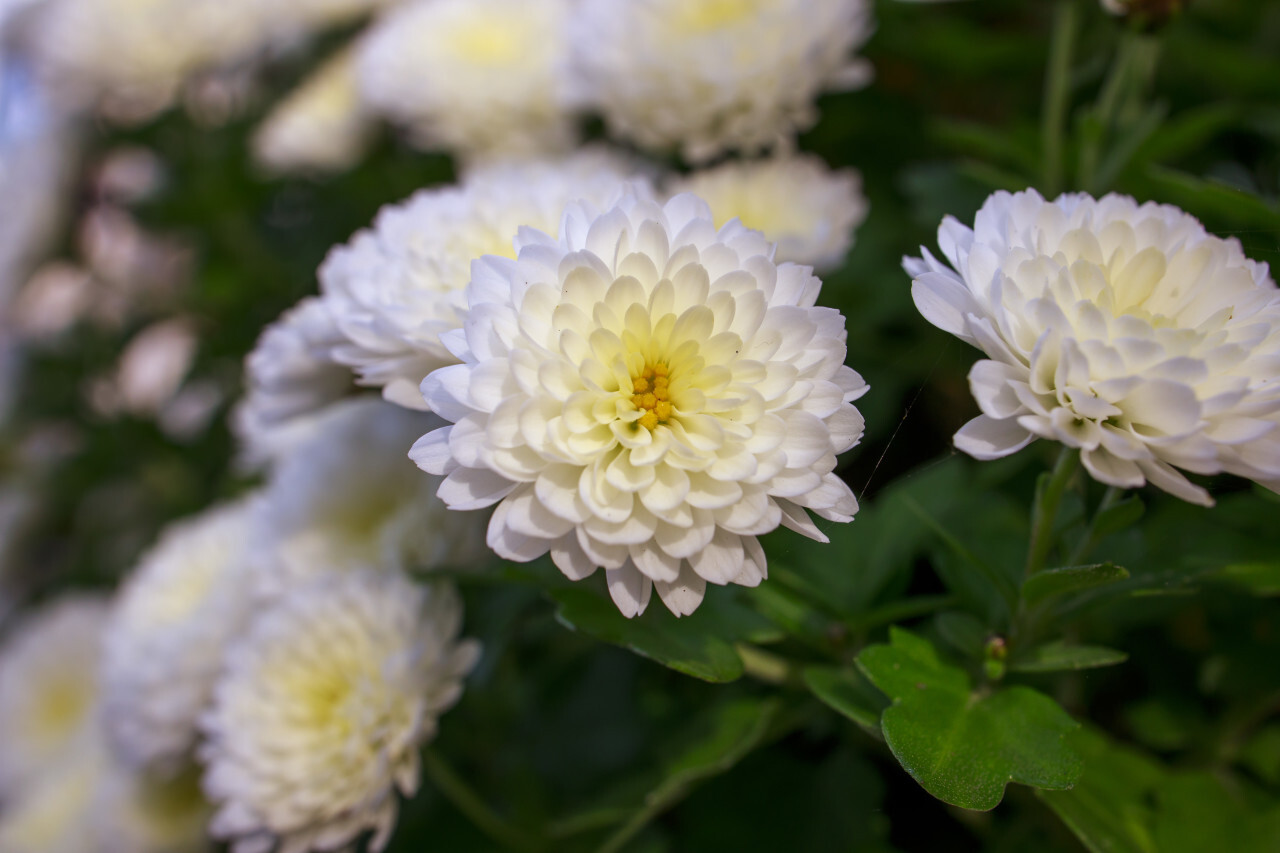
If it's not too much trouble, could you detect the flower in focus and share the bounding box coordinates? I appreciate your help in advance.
[200,572,480,853]
[250,397,481,602]
[569,0,873,162]
[0,595,109,799]
[357,0,574,159]
[414,190,867,617]
[320,152,651,410]
[232,296,353,468]
[667,154,867,271]
[906,189,1280,505]
[252,49,374,175]
[100,500,258,774]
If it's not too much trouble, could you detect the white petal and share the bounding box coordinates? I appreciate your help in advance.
[953,415,1036,460]
[654,563,707,617]
[607,565,652,618]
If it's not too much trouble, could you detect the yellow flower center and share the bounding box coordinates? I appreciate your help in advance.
[631,363,674,431]
[674,0,759,34]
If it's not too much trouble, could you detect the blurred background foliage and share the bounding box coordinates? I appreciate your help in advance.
[5,0,1280,850]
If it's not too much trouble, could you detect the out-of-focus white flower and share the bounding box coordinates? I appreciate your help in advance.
[114,317,199,416]
[668,154,866,271]
[201,572,480,853]
[906,189,1280,505]
[252,397,480,602]
[357,0,574,159]
[320,152,651,410]
[11,262,93,340]
[101,500,259,774]
[253,49,374,175]
[260,0,400,32]
[0,731,212,853]
[232,297,353,469]
[92,760,212,853]
[25,0,264,119]
[414,190,867,617]
[569,0,873,163]
[0,595,109,800]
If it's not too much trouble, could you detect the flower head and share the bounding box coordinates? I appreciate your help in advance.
[668,154,867,271]
[569,0,873,162]
[232,296,353,468]
[906,189,1280,505]
[319,152,651,410]
[252,49,373,175]
[414,190,867,617]
[250,397,481,602]
[0,595,109,799]
[357,0,574,158]
[200,572,480,853]
[101,500,258,774]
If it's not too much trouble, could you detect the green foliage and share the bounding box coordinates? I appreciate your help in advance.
[857,628,1083,811]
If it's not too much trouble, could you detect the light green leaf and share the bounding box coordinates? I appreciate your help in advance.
[1022,563,1130,607]
[1217,562,1280,596]
[803,666,887,737]
[857,628,1082,810]
[1009,641,1128,673]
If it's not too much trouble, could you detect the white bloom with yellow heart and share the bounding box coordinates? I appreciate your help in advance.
[906,189,1280,505]
[200,572,480,853]
[415,190,867,617]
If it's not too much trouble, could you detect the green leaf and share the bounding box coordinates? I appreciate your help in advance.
[1022,563,1130,607]
[1153,772,1280,853]
[856,628,1082,810]
[803,666,888,737]
[1037,728,1162,853]
[550,586,769,683]
[1217,562,1280,596]
[934,611,989,659]
[595,697,782,853]
[1009,641,1128,673]
[1089,495,1145,541]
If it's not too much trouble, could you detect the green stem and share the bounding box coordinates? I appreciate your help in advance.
[423,749,542,853]
[1067,486,1122,565]
[1025,449,1080,579]
[1041,0,1078,196]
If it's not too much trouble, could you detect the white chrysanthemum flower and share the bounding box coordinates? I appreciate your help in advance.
[232,297,353,469]
[320,152,652,410]
[667,154,867,271]
[100,500,258,774]
[252,49,373,175]
[259,0,400,31]
[906,189,1280,506]
[569,0,873,163]
[0,732,212,853]
[201,572,480,853]
[0,595,109,800]
[252,397,480,602]
[25,0,263,117]
[357,0,574,158]
[414,190,867,617]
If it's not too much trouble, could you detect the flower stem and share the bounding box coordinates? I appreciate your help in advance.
[423,749,543,853]
[1025,448,1080,579]
[1041,0,1078,196]
[1067,486,1123,565]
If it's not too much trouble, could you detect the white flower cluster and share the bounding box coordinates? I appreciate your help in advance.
[7,0,876,171]
[0,597,212,853]
[907,189,1280,505]
[413,190,867,616]
[570,0,874,162]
